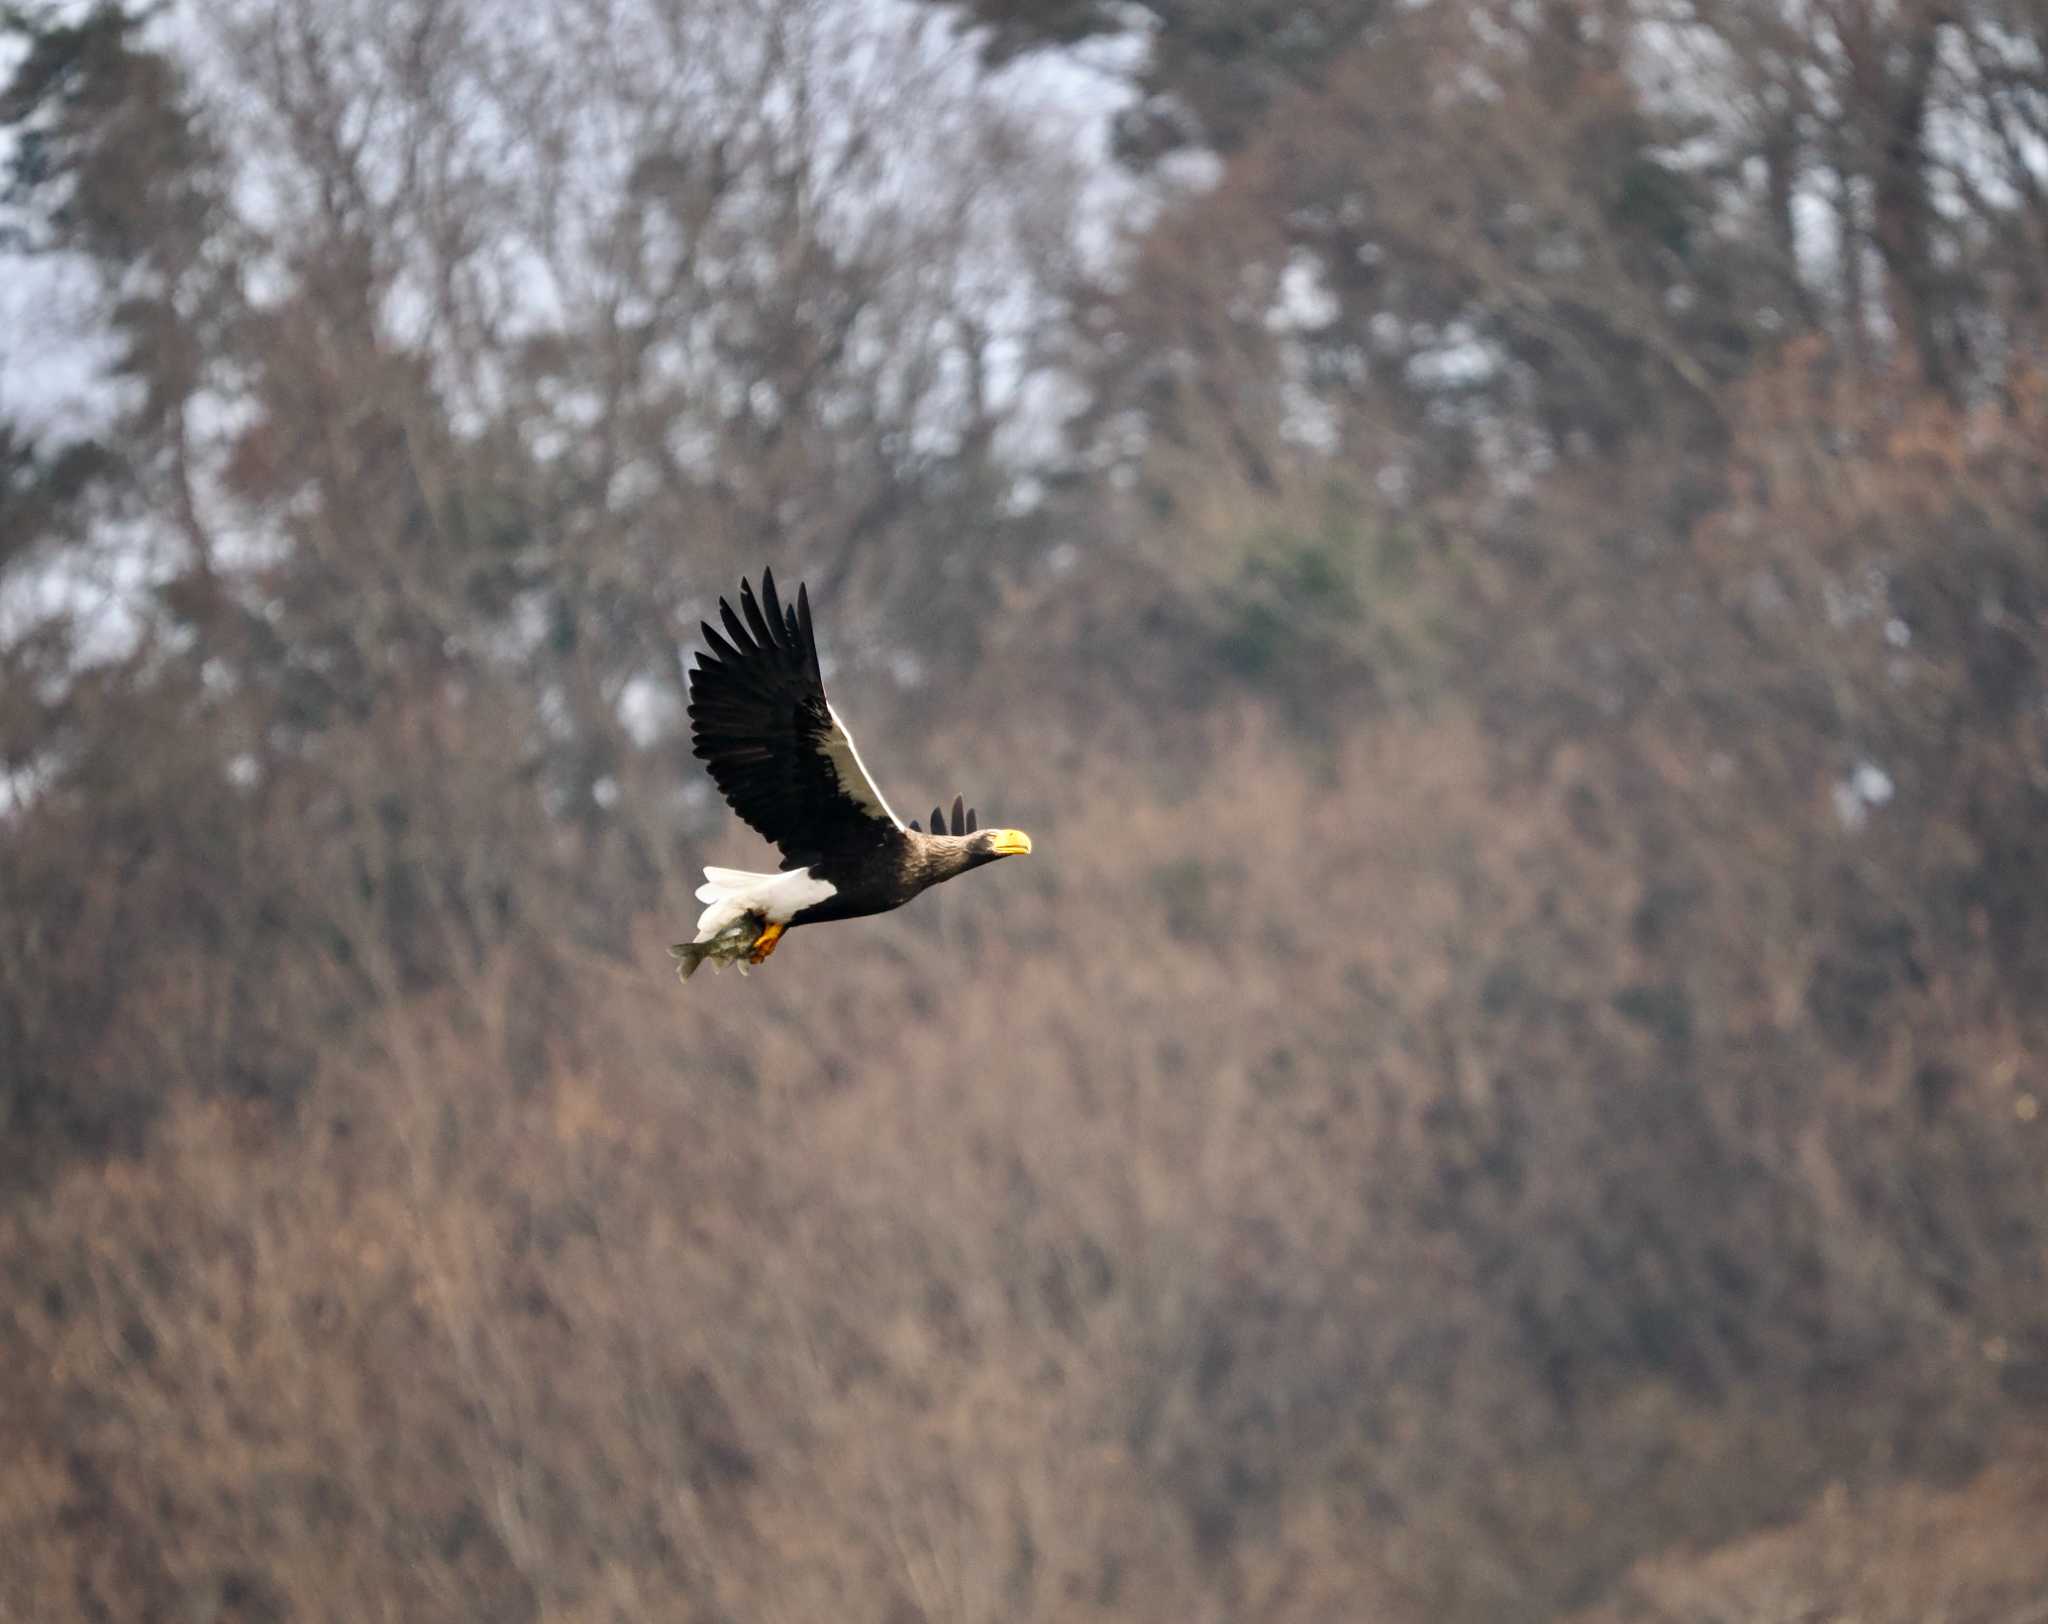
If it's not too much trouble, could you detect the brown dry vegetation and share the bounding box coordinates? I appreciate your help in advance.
[1574,1424,2048,1624]
[7,584,2047,1619]
[7,0,2048,1620]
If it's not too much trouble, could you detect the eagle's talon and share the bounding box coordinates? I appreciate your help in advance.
[748,921,787,964]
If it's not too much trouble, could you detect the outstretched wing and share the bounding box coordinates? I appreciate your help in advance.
[688,570,907,866]
[911,795,979,836]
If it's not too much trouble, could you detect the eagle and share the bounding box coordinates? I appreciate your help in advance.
[672,569,1033,979]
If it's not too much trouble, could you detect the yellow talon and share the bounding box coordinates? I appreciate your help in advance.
[748,921,787,964]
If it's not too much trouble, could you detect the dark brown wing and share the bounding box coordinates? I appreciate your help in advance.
[915,796,978,836]
[687,570,906,867]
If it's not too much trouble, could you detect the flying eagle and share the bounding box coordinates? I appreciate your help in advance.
[672,569,1033,979]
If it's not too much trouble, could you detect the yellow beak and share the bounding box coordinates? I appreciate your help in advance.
[987,829,1033,857]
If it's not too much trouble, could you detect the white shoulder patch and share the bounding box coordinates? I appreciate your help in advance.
[822,704,905,830]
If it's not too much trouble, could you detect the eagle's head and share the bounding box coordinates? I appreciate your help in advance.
[965,828,1033,868]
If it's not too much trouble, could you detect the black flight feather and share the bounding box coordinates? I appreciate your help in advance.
[688,571,1017,885]
[687,567,902,865]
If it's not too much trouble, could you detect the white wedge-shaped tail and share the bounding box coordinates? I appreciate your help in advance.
[671,866,837,980]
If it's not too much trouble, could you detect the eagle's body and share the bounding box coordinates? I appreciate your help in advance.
[674,570,1031,978]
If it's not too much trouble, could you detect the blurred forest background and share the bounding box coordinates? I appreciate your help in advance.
[4,0,2048,1618]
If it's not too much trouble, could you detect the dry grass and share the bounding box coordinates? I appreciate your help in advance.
[1576,1425,2048,1624]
